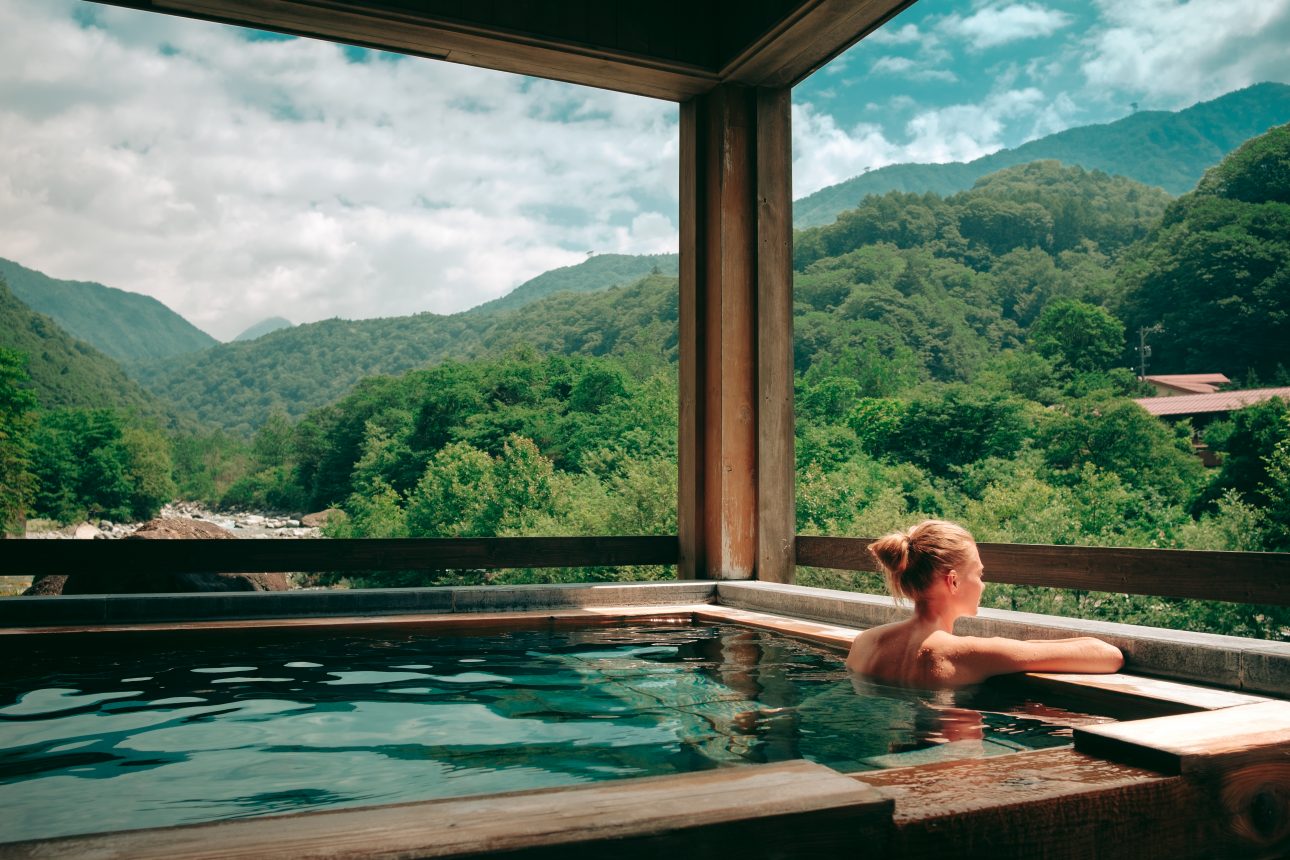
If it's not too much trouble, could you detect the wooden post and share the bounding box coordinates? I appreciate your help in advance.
[678,84,794,582]
[756,87,794,584]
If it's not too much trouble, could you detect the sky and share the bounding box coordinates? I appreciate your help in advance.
[1,0,1288,341]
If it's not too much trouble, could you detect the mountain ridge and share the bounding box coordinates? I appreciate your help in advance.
[793,82,1290,228]
[0,257,218,362]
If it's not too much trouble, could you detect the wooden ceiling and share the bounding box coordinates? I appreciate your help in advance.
[92,0,914,100]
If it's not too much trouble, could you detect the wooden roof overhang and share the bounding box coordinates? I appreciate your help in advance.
[90,0,913,101]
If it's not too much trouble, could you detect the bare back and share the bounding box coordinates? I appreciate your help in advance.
[846,620,958,687]
[847,619,1124,688]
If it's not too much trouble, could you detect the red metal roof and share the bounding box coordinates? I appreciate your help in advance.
[1135,387,1290,416]
[1142,374,1232,395]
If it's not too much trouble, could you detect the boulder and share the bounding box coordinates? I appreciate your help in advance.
[23,517,290,595]
[73,523,102,540]
[300,509,341,528]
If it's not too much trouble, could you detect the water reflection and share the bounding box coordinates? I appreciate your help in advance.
[0,622,1109,842]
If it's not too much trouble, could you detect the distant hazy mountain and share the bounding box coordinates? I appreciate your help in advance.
[467,253,678,315]
[0,257,218,362]
[793,82,1290,228]
[234,316,293,342]
[0,278,177,424]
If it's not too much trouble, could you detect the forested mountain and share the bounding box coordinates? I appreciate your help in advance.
[794,82,1290,228]
[0,278,176,424]
[1120,123,1290,377]
[132,273,683,436]
[218,135,1290,638]
[0,258,218,362]
[234,317,293,342]
[132,161,1170,435]
[466,253,678,315]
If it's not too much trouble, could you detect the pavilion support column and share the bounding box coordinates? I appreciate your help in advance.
[678,84,794,582]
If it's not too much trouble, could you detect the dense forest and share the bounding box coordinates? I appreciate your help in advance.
[1,120,1287,639]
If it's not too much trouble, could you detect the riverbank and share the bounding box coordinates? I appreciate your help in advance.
[7,503,329,595]
[23,502,325,540]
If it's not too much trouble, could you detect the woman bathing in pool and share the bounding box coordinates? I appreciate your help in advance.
[846,520,1124,688]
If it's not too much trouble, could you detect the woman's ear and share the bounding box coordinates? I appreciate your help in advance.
[945,569,959,592]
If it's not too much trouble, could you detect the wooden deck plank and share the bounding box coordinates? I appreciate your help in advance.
[0,605,708,638]
[1074,700,1290,774]
[1024,672,1268,712]
[0,760,892,860]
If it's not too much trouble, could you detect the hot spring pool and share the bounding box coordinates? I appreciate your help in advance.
[0,621,1114,842]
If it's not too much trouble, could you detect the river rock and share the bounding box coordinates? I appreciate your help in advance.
[300,509,341,528]
[23,517,291,595]
[73,523,101,540]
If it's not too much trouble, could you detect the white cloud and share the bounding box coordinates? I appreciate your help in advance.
[867,23,924,45]
[870,55,956,83]
[940,3,1073,50]
[1081,0,1290,106]
[792,87,1050,195]
[871,56,916,74]
[791,103,900,197]
[0,0,679,340]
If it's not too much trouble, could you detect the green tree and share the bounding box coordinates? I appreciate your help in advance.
[1028,299,1125,374]
[1199,398,1290,510]
[1121,125,1290,378]
[29,409,174,523]
[0,348,37,534]
[884,385,1033,476]
[1260,418,1290,550]
[1037,397,1205,506]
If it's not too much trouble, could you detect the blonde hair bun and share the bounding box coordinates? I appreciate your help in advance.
[868,520,974,601]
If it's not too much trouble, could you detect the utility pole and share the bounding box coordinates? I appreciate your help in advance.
[1136,324,1163,378]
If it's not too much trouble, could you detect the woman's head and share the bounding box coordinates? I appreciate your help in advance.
[869,520,978,602]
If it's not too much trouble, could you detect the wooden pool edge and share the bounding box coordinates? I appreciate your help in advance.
[2,595,1288,857]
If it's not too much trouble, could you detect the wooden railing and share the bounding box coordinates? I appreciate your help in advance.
[1,535,679,581]
[796,536,1290,606]
[5,534,1288,606]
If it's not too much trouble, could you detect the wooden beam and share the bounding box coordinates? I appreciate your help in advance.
[755,86,795,584]
[678,98,704,580]
[679,85,759,581]
[722,0,916,88]
[92,0,720,101]
[0,760,893,859]
[0,536,678,577]
[795,536,1290,605]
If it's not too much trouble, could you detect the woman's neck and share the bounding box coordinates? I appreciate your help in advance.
[913,598,960,634]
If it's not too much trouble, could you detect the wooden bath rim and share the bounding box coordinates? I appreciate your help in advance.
[1,581,1288,859]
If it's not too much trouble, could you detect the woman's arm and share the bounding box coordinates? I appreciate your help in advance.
[946,635,1124,684]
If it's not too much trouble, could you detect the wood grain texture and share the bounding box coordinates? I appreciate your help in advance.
[94,0,720,101]
[93,0,911,99]
[0,760,892,859]
[1,536,678,577]
[0,606,708,638]
[677,98,703,581]
[722,0,916,87]
[696,85,758,581]
[858,748,1216,859]
[1074,700,1290,775]
[755,86,795,585]
[796,535,1290,604]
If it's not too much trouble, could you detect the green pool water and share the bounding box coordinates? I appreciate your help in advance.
[0,622,1100,843]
